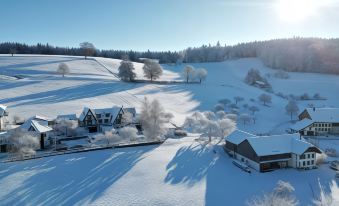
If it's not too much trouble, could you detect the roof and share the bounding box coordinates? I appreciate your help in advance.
[21,115,53,133]
[305,108,339,123]
[57,114,77,120]
[79,106,123,124]
[290,119,313,131]
[0,104,7,117]
[226,130,321,156]
[30,120,53,133]
[123,107,137,116]
[226,129,257,145]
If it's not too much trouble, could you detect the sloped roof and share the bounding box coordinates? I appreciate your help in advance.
[123,107,137,116]
[226,129,257,145]
[290,119,313,131]
[226,130,321,156]
[57,114,77,120]
[0,104,7,117]
[305,108,339,122]
[79,106,122,124]
[21,115,53,133]
[30,120,53,133]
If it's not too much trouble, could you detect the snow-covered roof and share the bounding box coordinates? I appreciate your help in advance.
[226,130,321,156]
[305,108,339,122]
[290,119,313,131]
[226,129,257,145]
[57,114,77,120]
[20,116,53,133]
[79,106,123,124]
[30,120,53,133]
[0,104,7,117]
[247,134,316,156]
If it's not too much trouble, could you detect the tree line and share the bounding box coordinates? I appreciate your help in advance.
[1,37,339,74]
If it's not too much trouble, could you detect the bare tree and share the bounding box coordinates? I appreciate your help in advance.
[182,65,195,83]
[139,97,173,140]
[9,48,16,57]
[285,100,299,120]
[118,60,136,81]
[239,113,252,125]
[57,63,70,77]
[196,68,207,83]
[249,106,260,115]
[143,59,163,81]
[79,42,95,59]
[258,94,272,106]
[234,96,244,105]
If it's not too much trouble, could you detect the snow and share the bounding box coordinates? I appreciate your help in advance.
[0,55,339,205]
[305,107,339,122]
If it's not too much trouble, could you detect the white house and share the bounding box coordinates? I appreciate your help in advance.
[20,115,54,149]
[0,104,9,131]
[225,130,322,172]
[78,106,136,133]
[292,108,339,136]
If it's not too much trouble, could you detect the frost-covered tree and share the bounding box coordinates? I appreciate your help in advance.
[239,113,252,125]
[249,106,260,115]
[118,60,136,81]
[247,180,298,206]
[54,119,78,137]
[121,111,133,126]
[285,100,299,120]
[142,59,163,81]
[119,126,138,141]
[234,96,244,105]
[57,63,70,77]
[245,68,264,85]
[94,130,121,146]
[79,42,95,59]
[196,68,207,83]
[139,97,173,139]
[258,94,272,106]
[9,48,16,57]
[8,129,39,157]
[183,111,236,142]
[216,111,227,119]
[182,65,196,83]
[313,181,339,206]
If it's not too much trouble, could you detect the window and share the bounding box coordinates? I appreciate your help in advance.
[300,154,305,159]
[105,113,110,117]
[104,119,108,123]
[307,154,310,158]
[98,119,102,124]
[311,160,314,165]
[312,154,315,158]
[307,161,310,165]
[303,161,305,166]
[96,114,101,118]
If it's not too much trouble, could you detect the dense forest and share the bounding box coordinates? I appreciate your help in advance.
[1,38,339,74]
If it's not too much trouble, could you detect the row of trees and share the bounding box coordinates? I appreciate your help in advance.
[182,65,207,83]
[3,37,339,74]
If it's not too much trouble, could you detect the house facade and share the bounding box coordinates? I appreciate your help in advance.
[0,105,9,131]
[79,106,130,133]
[225,130,321,172]
[292,108,339,136]
[21,115,54,150]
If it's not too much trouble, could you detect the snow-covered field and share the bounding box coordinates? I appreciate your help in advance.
[0,54,339,205]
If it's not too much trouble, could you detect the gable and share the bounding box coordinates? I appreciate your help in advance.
[237,140,259,163]
[299,109,311,120]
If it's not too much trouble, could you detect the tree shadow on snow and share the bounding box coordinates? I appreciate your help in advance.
[0,145,157,206]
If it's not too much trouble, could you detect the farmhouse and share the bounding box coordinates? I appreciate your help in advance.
[20,115,54,149]
[0,104,9,131]
[225,130,321,172]
[78,106,136,133]
[292,108,339,136]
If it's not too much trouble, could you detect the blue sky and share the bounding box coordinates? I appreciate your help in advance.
[0,0,338,51]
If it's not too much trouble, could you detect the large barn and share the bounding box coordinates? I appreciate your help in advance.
[225,130,321,172]
[292,107,339,136]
